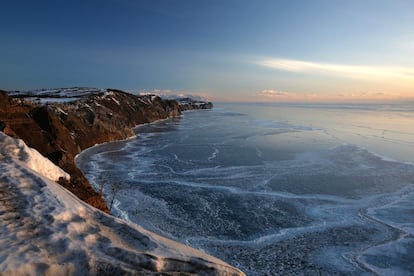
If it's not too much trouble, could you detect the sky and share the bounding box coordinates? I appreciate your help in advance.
[1,0,414,102]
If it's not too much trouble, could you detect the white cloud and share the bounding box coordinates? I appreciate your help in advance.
[258,89,289,97]
[256,89,407,103]
[256,89,307,102]
[258,58,414,80]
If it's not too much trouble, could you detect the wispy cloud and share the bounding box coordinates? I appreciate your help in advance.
[256,89,410,103]
[256,89,312,102]
[259,89,289,97]
[258,58,414,80]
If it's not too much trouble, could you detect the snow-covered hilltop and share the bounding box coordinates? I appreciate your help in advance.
[9,87,214,110]
[0,132,243,275]
[7,87,107,104]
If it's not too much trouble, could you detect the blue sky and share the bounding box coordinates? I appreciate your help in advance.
[1,0,413,102]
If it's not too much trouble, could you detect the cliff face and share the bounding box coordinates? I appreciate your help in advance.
[0,88,210,212]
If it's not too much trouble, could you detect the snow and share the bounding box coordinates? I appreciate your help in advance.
[54,107,68,116]
[8,87,106,104]
[34,97,81,104]
[102,91,115,98]
[139,90,207,102]
[111,97,120,105]
[0,133,69,182]
[0,132,243,275]
[138,97,149,105]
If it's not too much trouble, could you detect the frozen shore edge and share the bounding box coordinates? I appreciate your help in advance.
[0,131,244,275]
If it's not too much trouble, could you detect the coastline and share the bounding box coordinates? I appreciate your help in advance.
[0,88,212,212]
[75,116,173,164]
[0,88,245,275]
[0,132,244,275]
[73,116,176,210]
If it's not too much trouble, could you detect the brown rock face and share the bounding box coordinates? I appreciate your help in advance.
[0,89,210,212]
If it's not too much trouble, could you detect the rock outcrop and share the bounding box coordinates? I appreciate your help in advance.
[0,88,212,212]
[177,97,214,111]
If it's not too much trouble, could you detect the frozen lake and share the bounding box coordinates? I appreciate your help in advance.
[77,103,414,275]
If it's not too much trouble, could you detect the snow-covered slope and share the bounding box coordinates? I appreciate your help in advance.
[0,132,243,275]
[0,133,70,182]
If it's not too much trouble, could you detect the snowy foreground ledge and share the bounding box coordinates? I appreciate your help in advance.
[0,132,243,275]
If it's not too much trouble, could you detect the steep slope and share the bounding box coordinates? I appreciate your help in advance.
[0,88,211,212]
[0,132,244,275]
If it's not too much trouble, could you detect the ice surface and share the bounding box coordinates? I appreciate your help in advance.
[0,132,243,275]
[77,103,414,275]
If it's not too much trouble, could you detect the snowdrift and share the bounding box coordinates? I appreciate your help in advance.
[0,132,243,275]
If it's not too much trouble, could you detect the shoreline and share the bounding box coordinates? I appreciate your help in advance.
[0,88,213,212]
[74,116,174,164]
[0,89,245,274]
[74,116,179,215]
[0,132,244,275]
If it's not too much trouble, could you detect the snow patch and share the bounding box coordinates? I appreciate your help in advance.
[54,107,68,116]
[0,132,69,182]
[103,91,115,98]
[111,97,120,105]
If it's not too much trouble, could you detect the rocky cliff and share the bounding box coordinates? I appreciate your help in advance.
[0,88,212,212]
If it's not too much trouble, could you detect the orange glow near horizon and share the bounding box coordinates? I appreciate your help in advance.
[234,57,414,103]
[208,89,414,103]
